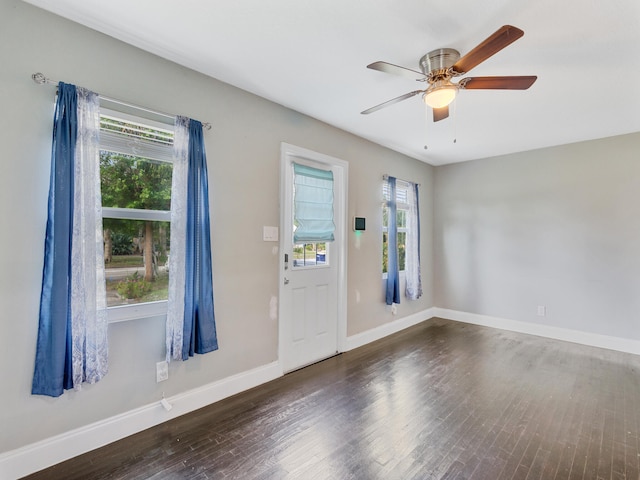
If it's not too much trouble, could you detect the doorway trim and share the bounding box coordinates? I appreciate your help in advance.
[279,142,348,373]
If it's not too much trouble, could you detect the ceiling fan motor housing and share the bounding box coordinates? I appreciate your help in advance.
[419,48,460,82]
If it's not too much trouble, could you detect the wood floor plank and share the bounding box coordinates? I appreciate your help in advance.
[21,318,640,480]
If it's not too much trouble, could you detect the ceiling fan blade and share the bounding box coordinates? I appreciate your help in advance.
[433,106,449,122]
[459,76,537,90]
[361,90,424,115]
[451,25,524,75]
[367,61,425,81]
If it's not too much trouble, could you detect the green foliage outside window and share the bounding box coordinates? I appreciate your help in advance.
[382,204,407,274]
[110,232,134,256]
[116,272,151,300]
[100,152,172,211]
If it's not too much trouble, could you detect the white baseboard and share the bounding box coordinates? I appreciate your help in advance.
[433,308,640,356]
[345,307,436,351]
[0,361,282,480]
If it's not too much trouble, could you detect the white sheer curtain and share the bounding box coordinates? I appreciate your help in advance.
[166,116,189,362]
[405,182,422,300]
[166,116,218,361]
[70,87,109,387]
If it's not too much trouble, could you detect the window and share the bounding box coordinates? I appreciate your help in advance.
[99,108,175,318]
[382,179,410,275]
[293,242,328,267]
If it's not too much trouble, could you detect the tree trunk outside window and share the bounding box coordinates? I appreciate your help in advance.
[144,221,154,282]
[104,229,112,264]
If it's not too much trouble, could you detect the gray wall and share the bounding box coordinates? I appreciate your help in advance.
[435,133,640,340]
[0,0,434,453]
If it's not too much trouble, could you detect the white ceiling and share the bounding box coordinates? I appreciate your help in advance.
[24,0,640,165]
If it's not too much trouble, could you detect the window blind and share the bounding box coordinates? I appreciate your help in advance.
[293,163,335,243]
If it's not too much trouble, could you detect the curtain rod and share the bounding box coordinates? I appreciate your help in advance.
[383,174,420,186]
[32,73,212,131]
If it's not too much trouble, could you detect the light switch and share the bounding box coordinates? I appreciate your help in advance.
[263,226,279,242]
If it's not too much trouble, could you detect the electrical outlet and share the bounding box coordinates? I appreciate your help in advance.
[156,361,169,382]
[537,305,546,317]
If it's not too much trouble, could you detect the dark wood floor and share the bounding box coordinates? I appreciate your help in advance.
[23,318,640,480]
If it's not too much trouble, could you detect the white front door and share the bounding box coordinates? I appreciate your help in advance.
[279,143,347,373]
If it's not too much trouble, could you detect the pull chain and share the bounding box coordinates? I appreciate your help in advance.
[452,98,457,144]
[424,104,430,151]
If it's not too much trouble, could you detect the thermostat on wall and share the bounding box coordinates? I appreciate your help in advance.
[353,217,366,231]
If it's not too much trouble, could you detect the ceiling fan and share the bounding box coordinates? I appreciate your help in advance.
[361,25,537,122]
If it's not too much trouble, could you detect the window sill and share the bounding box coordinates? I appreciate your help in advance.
[107,300,168,324]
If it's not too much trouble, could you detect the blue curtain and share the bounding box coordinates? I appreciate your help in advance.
[182,119,218,359]
[32,83,78,397]
[386,176,400,305]
[293,163,335,243]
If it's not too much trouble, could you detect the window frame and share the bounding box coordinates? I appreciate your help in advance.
[99,106,175,323]
[292,241,330,269]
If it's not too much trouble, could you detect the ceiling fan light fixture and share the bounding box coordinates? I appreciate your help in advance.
[423,83,458,109]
